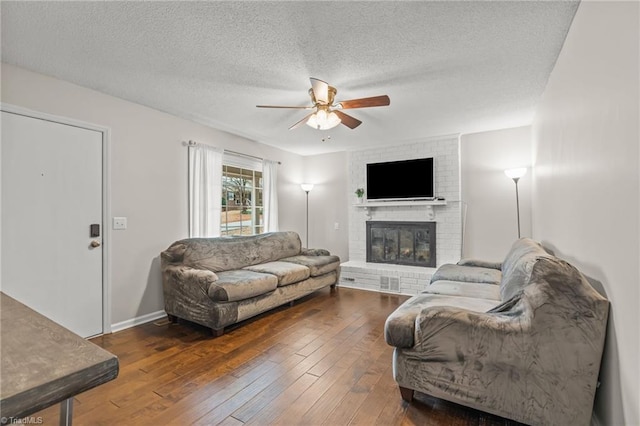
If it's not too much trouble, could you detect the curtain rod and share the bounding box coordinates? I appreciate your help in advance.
[187,140,281,165]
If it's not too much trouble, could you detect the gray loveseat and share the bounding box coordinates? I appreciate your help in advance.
[384,238,609,426]
[161,231,340,336]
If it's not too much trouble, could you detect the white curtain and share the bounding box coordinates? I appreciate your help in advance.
[262,160,279,232]
[188,144,224,237]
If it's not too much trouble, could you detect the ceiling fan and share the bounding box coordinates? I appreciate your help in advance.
[256,78,390,130]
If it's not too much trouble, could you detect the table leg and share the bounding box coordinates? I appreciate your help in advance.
[59,398,73,426]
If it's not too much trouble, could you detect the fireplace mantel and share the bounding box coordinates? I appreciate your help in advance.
[353,199,447,208]
[354,199,447,220]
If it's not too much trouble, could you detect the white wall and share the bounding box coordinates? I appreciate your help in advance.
[460,126,532,260]
[531,2,639,425]
[301,151,349,262]
[1,63,308,326]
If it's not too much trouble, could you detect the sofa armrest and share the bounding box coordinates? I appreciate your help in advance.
[413,304,527,355]
[431,263,502,285]
[301,248,330,256]
[163,264,219,288]
[162,264,219,316]
[456,258,502,270]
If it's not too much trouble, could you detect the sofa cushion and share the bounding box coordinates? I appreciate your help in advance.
[500,238,550,301]
[280,255,340,277]
[208,270,278,302]
[165,231,302,272]
[424,280,501,301]
[430,263,502,285]
[243,261,310,287]
[384,293,500,348]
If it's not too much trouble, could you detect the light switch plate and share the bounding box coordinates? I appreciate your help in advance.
[113,217,127,230]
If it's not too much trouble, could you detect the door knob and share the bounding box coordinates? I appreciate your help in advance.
[90,240,101,248]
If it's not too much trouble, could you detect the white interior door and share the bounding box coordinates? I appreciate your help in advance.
[1,110,104,338]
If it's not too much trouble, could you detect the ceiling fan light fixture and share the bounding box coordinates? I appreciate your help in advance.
[258,77,389,130]
[306,109,341,130]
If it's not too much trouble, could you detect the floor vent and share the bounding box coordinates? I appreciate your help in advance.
[390,277,400,292]
[380,276,390,291]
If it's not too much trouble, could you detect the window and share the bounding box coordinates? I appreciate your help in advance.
[221,164,263,236]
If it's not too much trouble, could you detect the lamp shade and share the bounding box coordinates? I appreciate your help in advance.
[300,183,314,192]
[504,168,527,180]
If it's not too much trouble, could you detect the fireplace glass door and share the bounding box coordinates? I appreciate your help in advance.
[367,221,436,267]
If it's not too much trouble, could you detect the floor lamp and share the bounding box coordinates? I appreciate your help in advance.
[504,168,527,238]
[300,183,314,247]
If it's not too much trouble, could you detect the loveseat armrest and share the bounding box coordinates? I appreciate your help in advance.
[456,258,502,269]
[301,248,331,256]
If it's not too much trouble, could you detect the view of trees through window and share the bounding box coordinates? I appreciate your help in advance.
[221,165,263,236]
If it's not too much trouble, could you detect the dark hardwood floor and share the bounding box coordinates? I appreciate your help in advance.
[32,287,522,425]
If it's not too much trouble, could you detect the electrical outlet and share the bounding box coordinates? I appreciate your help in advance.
[113,217,127,230]
[334,222,340,230]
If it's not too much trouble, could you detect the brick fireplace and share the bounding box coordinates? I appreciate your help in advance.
[340,135,462,295]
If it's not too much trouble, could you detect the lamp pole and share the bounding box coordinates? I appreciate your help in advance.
[513,176,522,238]
[504,168,527,239]
[300,184,314,247]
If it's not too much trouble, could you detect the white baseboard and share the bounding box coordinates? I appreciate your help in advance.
[337,283,415,297]
[110,310,167,333]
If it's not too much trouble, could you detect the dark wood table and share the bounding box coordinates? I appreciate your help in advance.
[0,293,119,425]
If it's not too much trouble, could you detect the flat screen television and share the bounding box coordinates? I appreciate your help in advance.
[366,157,434,200]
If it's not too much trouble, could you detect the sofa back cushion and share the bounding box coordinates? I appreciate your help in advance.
[500,238,550,301]
[163,231,302,272]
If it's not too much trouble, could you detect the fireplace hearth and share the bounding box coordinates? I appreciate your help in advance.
[366,221,436,267]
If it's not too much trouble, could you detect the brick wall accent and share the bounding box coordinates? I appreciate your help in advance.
[342,135,462,295]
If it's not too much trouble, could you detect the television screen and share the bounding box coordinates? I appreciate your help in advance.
[366,157,434,200]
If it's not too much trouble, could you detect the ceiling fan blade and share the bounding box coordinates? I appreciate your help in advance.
[337,95,390,109]
[310,77,329,104]
[288,113,314,130]
[334,110,362,129]
[256,105,312,109]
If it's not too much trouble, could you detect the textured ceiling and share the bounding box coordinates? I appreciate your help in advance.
[1,1,579,156]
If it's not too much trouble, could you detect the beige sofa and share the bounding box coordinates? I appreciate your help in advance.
[161,231,340,336]
[384,238,609,426]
